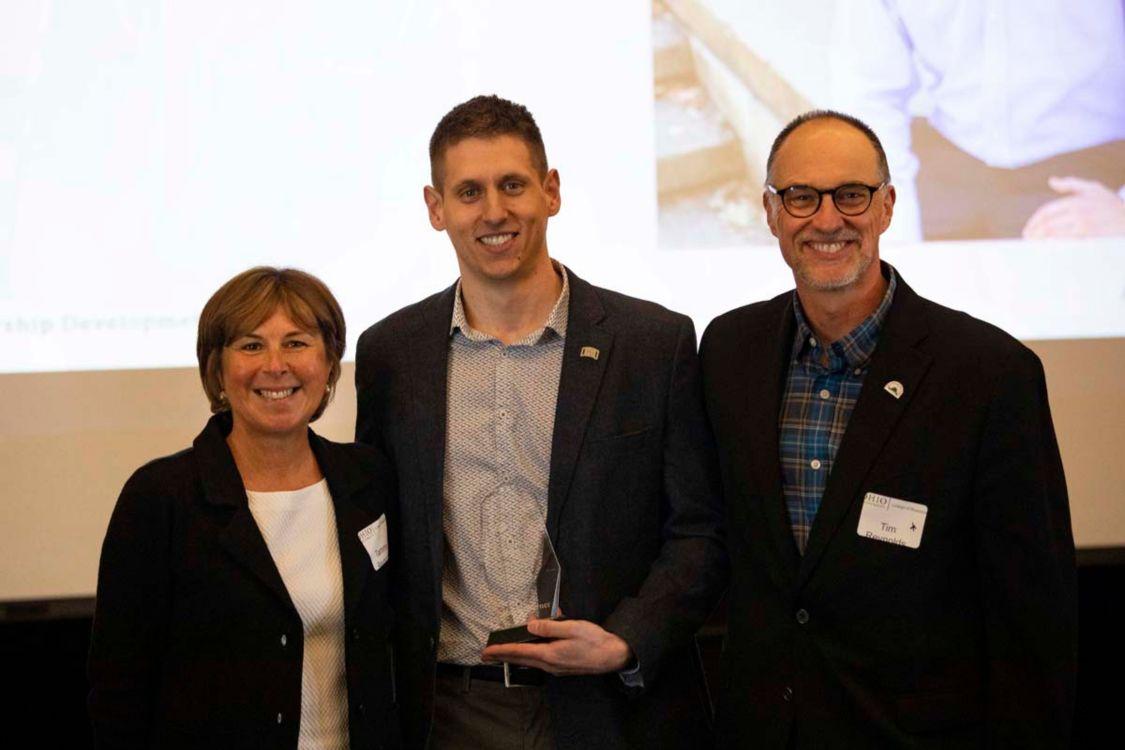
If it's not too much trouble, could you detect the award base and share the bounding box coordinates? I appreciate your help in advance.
[486,617,566,646]
[486,624,547,646]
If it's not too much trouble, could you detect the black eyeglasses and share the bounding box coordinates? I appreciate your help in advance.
[766,182,885,218]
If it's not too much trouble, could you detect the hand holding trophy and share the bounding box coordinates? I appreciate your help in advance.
[481,525,633,678]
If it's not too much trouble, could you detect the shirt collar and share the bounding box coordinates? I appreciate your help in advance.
[450,260,570,345]
[791,264,897,372]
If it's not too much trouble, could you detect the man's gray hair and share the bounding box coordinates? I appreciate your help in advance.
[765,109,891,185]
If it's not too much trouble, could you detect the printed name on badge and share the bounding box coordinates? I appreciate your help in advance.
[358,514,389,570]
[856,492,928,549]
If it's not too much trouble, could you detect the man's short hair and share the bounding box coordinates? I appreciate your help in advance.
[428,94,549,189]
[766,110,891,185]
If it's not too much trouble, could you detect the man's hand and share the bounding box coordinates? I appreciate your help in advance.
[481,619,633,676]
[1022,176,1125,239]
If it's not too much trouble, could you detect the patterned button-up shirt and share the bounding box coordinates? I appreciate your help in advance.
[438,265,570,665]
[779,268,897,554]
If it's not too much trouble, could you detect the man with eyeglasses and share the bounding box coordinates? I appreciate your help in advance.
[700,110,1077,748]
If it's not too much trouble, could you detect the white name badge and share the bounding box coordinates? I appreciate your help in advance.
[358,514,389,571]
[857,492,928,549]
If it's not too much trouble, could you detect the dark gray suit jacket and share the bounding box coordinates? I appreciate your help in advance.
[701,269,1077,749]
[355,268,726,749]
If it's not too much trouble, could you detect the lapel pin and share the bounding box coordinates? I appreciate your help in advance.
[884,380,904,399]
[580,346,600,361]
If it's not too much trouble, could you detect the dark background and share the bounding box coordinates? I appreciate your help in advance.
[3,554,1118,746]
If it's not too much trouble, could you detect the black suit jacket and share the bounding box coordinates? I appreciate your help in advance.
[88,413,401,750]
[700,270,1077,749]
[355,268,726,750]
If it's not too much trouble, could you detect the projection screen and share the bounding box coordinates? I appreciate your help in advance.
[2,0,1123,603]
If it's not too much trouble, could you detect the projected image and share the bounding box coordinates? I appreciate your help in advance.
[652,0,1125,247]
[652,1,781,249]
[2,0,1124,374]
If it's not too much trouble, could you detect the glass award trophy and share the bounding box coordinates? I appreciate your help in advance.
[485,528,562,646]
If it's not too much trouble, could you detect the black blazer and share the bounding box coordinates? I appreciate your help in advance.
[700,270,1077,748]
[355,268,726,750]
[88,413,401,750]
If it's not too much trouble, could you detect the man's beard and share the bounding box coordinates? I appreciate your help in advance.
[791,232,871,291]
[795,251,873,291]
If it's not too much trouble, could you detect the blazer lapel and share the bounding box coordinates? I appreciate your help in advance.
[312,433,380,619]
[332,498,375,619]
[546,271,613,542]
[797,278,933,589]
[747,297,803,577]
[403,284,455,614]
[196,415,295,611]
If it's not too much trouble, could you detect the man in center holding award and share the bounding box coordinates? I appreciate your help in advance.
[355,95,725,749]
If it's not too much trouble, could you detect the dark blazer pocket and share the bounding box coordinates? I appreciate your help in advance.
[892,685,984,734]
[155,723,261,750]
[584,426,655,445]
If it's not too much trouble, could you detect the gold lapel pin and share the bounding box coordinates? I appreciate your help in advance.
[884,380,904,399]
[580,346,600,360]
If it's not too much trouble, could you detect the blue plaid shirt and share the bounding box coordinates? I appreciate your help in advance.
[779,269,897,553]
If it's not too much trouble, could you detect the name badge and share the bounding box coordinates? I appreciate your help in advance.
[856,492,927,549]
[358,514,389,570]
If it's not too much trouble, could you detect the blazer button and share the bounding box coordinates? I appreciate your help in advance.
[276,712,284,724]
[356,702,366,716]
[280,634,288,647]
[429,636,436,651]
[795,608,810,625]
[352,628,361,642]
[783,686,793,702]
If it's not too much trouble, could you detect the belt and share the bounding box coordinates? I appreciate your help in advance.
[436,662,547,688]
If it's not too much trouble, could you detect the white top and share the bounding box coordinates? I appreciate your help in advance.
[247,479,348,750]
[829,0,1125,241]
